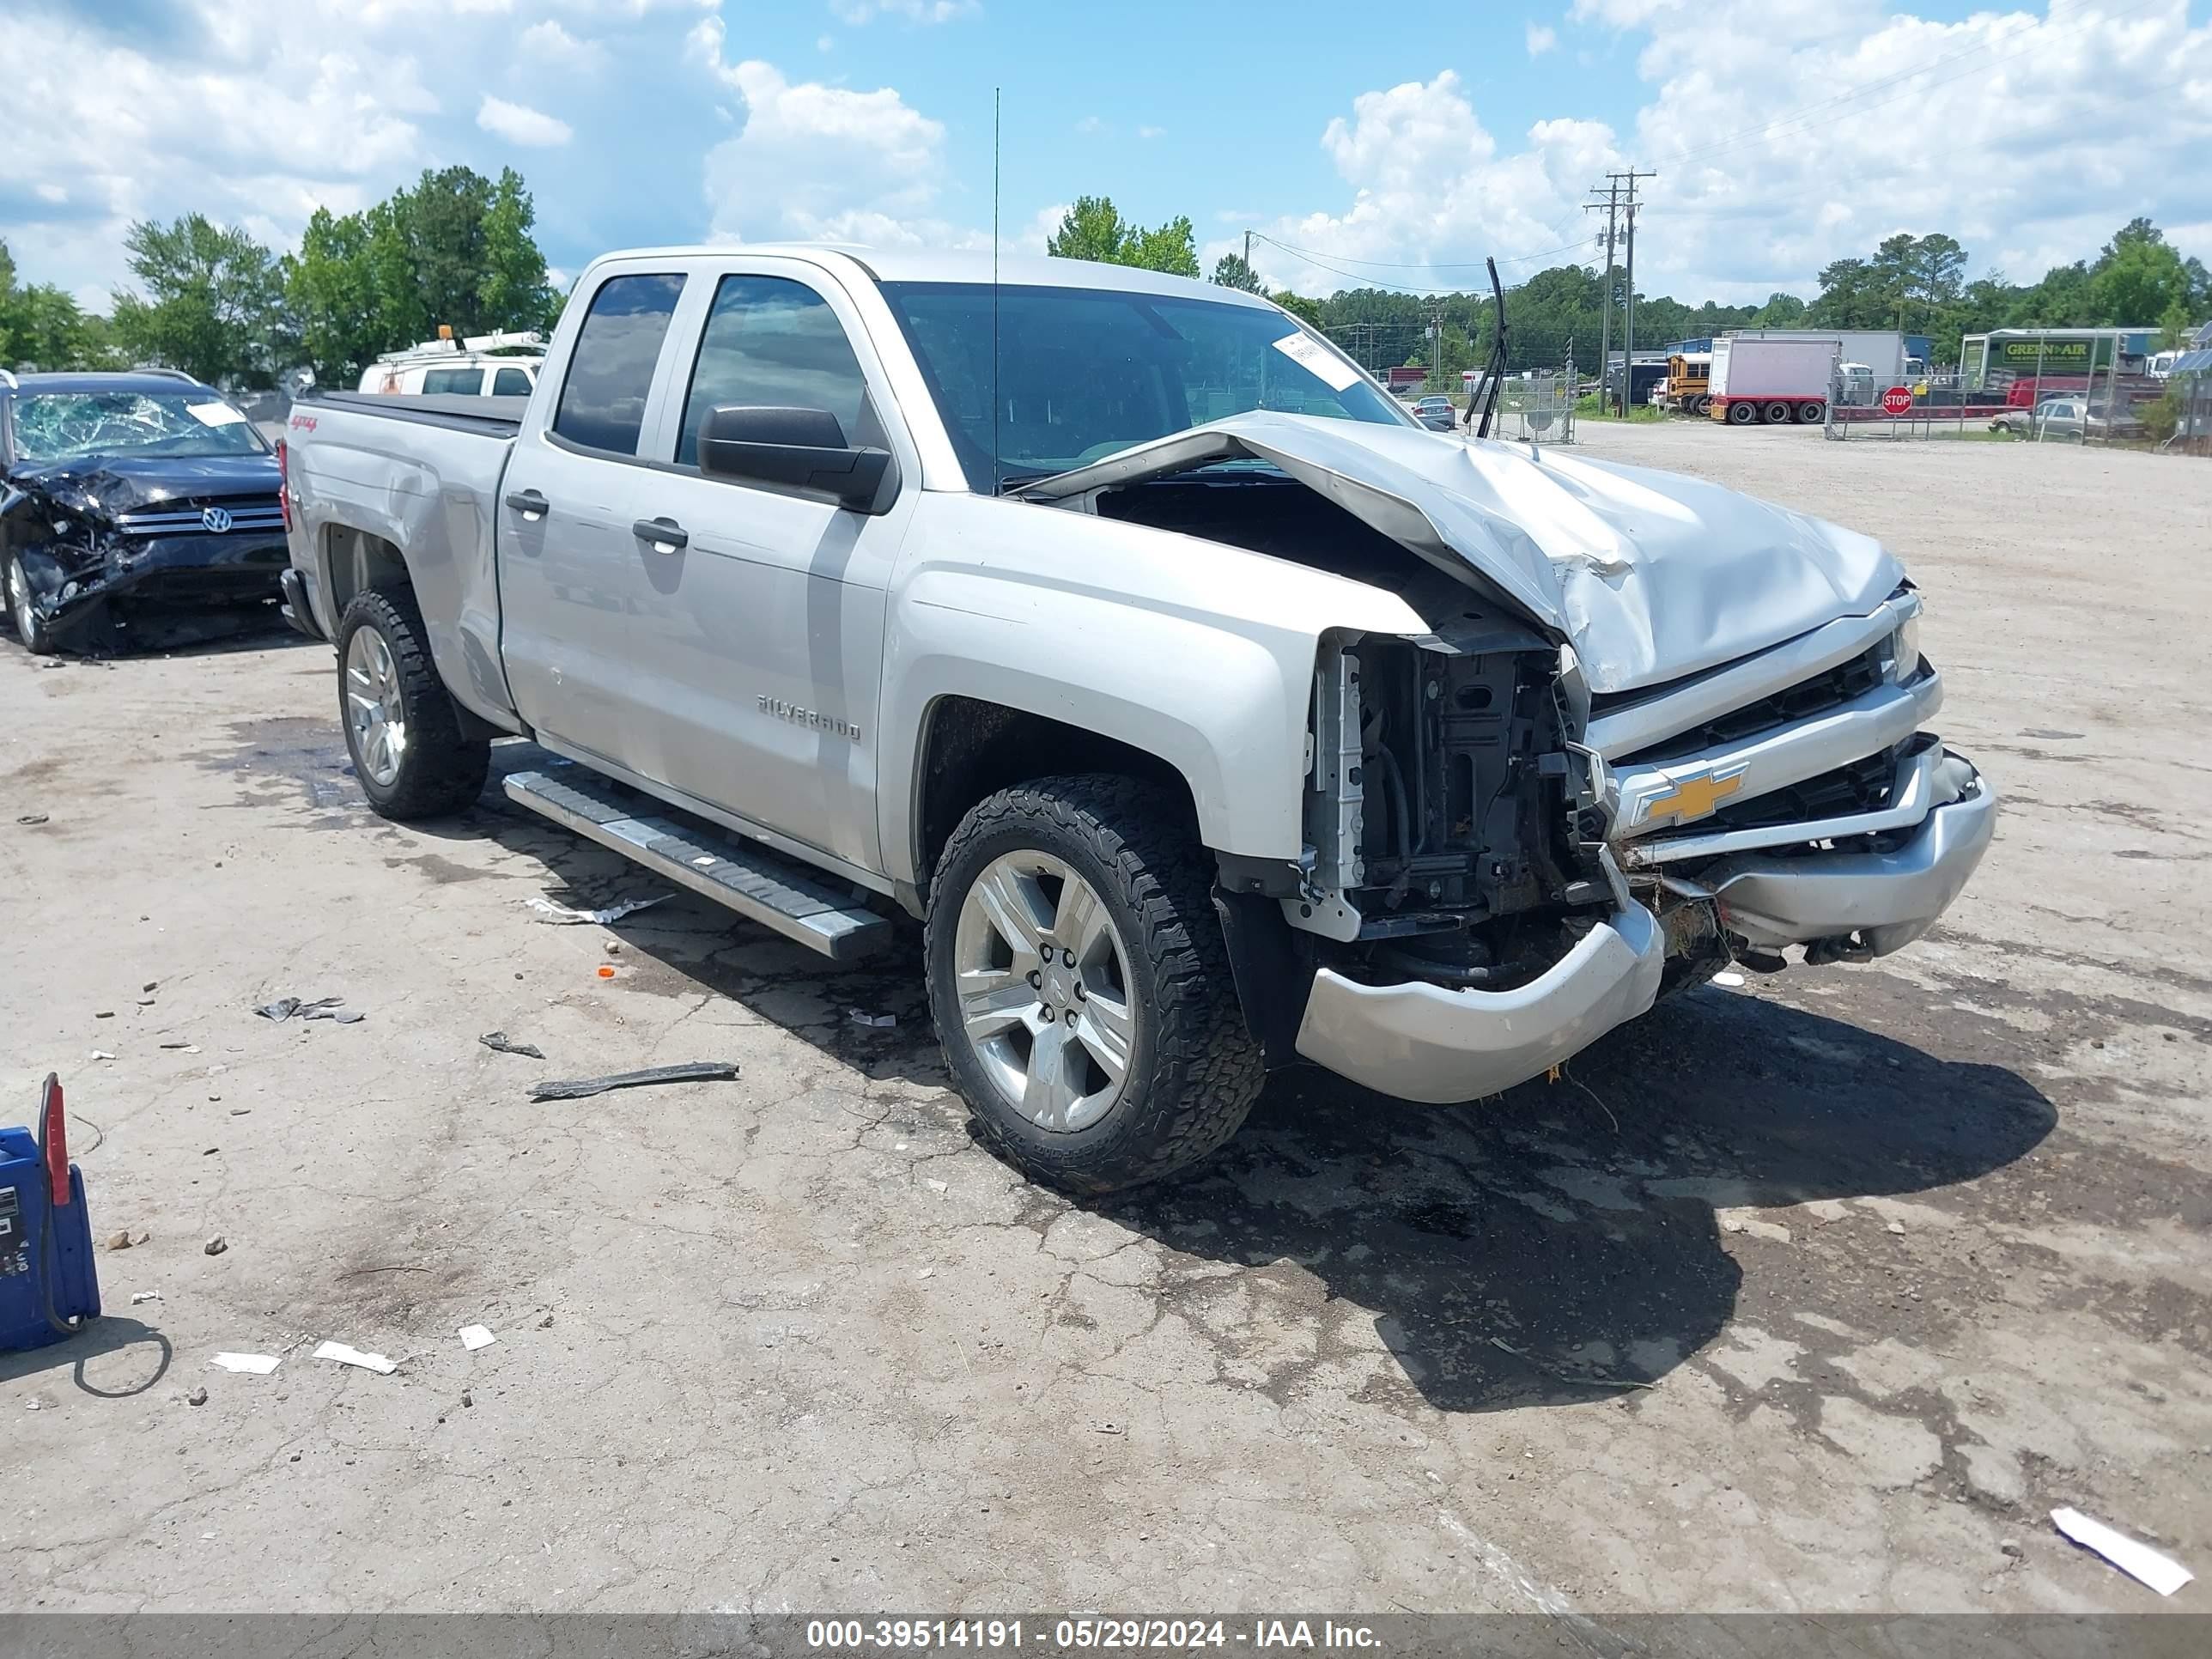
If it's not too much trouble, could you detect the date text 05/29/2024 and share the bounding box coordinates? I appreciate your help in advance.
[804,1621,1383,1652]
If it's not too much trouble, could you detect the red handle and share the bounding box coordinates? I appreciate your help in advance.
[41,1072,70,1208]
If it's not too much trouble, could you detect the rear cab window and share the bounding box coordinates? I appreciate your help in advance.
[491,366,534,397]
[552,272,686,455]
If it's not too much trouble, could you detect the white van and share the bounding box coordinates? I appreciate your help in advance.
[357,331,545,398]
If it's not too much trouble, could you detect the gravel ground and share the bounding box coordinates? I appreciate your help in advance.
[1,421,2207,1621]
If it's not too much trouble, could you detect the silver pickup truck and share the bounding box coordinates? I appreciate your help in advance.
[279,245,1994,1192]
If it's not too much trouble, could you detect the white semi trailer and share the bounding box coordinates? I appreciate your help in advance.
[1707,337,1840,426]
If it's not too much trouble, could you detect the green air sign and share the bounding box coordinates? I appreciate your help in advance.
[1995,337,2112,369]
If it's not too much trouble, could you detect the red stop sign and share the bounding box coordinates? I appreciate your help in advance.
[1881,385,1913,416]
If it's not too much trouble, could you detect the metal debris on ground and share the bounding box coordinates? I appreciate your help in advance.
[478,1031,546,1060]
[2051,1506,2194,1596]
[255,996,363,1024]
[17,815,50,826]
[849,1010,896,1029]
[204,1236,228,1256]
[529,1061,739,1102]
[313,1340,397,1376]
[210,1352,281,1375]
[524,894,669,926]
[458,1325,496,1351]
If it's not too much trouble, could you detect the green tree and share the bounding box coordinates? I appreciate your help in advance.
[1749,292,1808,327]
[1269,289,1323,327]
[2087,228,2191,326]
[1045,196,1199,276]
[109,214,287,385]
[1210,252,1263,292]
[278,166,559,386]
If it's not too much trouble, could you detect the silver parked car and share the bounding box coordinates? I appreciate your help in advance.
[279,246,1993,1194]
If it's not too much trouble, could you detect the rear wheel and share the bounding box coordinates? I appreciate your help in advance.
[1726,400,1757,425]
[335,588,489,819]
[1763,400,1793,425]
[926,775,1264,1194]
[6,555,56,655]
[1796,400,1826,424]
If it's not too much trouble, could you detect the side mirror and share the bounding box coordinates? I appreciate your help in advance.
[697,405,895,514]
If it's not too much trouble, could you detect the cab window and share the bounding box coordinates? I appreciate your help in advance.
[422,367,484,396]
[677,275,871,470]
[553,272,686,456]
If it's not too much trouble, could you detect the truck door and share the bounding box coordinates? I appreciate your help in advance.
[502,257,915,878]
[495,267,692,777]
[612,262,917,876]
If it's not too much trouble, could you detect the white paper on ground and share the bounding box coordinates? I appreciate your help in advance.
[2051,1506,2193,1596]
[185,401,249,428]
[1711,971,1747,988]
[210,1352,281,1375]
[458,1324,496,1351]
[313,1340,397,1375]
[525,894,667,926]
[1271,331,1362,392]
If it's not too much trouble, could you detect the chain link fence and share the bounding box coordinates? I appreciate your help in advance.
[1486,372,1577,443]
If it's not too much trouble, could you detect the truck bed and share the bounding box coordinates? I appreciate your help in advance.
[305,391,530,435]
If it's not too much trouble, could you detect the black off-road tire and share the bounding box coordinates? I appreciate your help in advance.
[7,555,57,655]
[335,587,489,820]
[925,776,1265,1194]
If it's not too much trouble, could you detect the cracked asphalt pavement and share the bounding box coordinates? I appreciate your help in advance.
[1,423,2206,1619]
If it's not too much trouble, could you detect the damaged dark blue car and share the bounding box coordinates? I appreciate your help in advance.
[1,370,289,653]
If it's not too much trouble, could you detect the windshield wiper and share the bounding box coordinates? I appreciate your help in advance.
[1475,256,1508,441]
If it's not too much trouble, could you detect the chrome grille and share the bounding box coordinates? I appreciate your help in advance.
[114,496,284,537]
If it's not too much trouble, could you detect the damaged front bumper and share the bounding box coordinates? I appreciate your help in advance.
[11,531,289,649]
[1686,751,1995,957]
[1292,902,1665,1103]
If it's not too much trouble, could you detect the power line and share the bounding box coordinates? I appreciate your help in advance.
[1247,232,1595,272]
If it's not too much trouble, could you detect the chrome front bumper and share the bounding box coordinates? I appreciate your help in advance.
[1695,754,1996,956]
[1293,902,1666,1104]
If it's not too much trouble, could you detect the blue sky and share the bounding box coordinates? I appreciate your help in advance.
[7,1,2209,312]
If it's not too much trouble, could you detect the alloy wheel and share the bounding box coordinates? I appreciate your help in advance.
[343,623,407,787]
[951,850,1138,1133]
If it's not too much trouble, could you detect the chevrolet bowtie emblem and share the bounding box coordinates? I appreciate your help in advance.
[1629,763,1750,830]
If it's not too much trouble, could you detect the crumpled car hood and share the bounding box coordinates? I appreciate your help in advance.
[5,452,280,519]
[1022,412,1903,693]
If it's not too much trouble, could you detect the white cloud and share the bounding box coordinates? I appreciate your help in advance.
[35,184,69,204]
[1223,3,2211,305]
[830,0,981,23]
[689,16,951,244]
[1526,23,1558,57]
[1075,115,1104,134]
[518,20,600,68]
[1138,125,1165,140]
[477,94,574,147]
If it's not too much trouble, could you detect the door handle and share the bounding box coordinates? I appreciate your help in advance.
[505,489,549,520]
[632,517,689,552]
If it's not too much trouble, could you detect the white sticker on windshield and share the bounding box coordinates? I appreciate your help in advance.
[185,402,249,428]
[1271,331,1361,392]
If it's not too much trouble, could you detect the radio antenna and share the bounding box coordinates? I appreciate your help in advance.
[991,86,1002,497]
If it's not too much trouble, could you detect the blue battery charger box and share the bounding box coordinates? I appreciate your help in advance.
[1,1074,100,1352]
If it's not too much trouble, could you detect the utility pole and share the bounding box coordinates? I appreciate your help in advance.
[1585,179,1620,413]
[1243,229,1252,276]
[1606,167,1655,415]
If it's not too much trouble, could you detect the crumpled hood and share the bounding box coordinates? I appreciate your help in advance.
[4,453,280,520]
[1023,412,1903,693]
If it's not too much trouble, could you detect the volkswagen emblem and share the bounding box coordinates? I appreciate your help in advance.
[201,506,234,534]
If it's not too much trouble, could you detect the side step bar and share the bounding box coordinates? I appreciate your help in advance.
[503,769,892,960]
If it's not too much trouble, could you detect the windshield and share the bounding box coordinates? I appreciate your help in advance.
[10,392,269,465]
[878,281,1409,486]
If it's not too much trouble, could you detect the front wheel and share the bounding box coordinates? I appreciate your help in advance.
[335,588,489,819]
[6,555,57,655]
[925,776,1265,1194]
